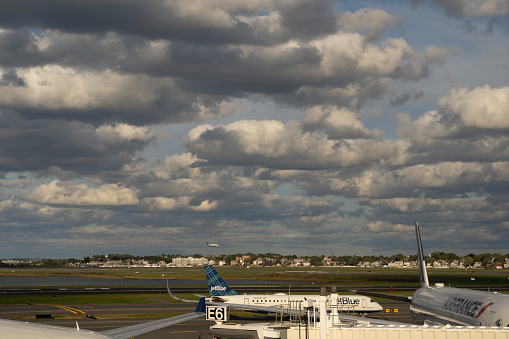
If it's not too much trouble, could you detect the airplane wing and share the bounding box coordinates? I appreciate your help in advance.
[0,299,206,339]
[350,289,412,302]
[101,298,206,339]
[167,279,201,303]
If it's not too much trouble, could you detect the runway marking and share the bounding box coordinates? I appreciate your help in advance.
[170,331,198,333]
[50,305,87,315]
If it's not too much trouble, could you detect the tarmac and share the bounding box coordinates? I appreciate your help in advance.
[0,300,414,338]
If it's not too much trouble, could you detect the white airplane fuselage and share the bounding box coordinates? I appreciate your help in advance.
[410,285,509,327]
[410,222,509,327]
[210,293,383,313]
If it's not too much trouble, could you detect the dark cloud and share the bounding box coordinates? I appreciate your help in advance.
[0,111,156,173]
[390,89,424,107]
[409,0,508,34]
[0,0,341,46]
[0,69,25,87]
[409,0,509,19]
[0,0,259,45]
[276,0,338,40]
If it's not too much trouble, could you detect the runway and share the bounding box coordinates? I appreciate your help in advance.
[0,300,415,338]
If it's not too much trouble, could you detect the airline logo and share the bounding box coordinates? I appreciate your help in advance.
[211,286,227,291]
[441,297,488,318]
[338,297,360,305]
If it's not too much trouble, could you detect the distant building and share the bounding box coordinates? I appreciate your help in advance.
[388,261,403,268]
[171,257,208,267]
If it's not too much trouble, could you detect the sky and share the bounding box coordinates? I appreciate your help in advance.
[0,0,508,259]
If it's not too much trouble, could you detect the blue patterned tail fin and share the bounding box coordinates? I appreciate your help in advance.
[204,265,239,296]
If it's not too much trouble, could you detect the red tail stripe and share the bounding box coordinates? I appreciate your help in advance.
[475,302,494,318]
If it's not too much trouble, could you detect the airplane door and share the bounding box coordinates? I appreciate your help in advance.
[362,299,367,308]
[485,310,497,326]
[244,298,249,305]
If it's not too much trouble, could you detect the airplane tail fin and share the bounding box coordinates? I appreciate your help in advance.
[204,265,239,296]
[415,222,430,288]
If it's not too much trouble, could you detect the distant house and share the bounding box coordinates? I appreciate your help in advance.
[253,257,264,266]
[433,260,449,269]
[388,261,403,268]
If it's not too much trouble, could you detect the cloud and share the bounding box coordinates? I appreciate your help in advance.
[410,0,509,19]
[342,161,509,198]
[0,65,238,125]
[338,8,400,42]
[0,0,274,44]
[302,105,384,139]
[0,112,159,173]
[390,89,424,107]
[186,118,410,170]
[0,69,26,87]
[396,86,509,164]
[0,1,507,257]
[29,180,139,205]
[438,85,509,129]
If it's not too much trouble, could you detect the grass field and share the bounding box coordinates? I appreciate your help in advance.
[2,266,507,323]
[2,266,508,288]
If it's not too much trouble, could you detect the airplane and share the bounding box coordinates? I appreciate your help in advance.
[206,242,218,247]
[352,222,509,327]
[0,297,206,338]
[168,265,383,314]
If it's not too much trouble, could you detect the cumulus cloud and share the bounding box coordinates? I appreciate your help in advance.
[0,66,237,124]
[29,180,139,205]
[186,119,410,170]
[396,86,509,163]
[344,161,509,198]
[302,105,383,139]
[143,196,218,211]
[0,112,159,173]
[338,8,400,42]
[438,85,509,129]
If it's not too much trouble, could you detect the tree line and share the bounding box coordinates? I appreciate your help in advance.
[2,251,508,268]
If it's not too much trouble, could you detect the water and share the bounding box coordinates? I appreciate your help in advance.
[0,276,288,287]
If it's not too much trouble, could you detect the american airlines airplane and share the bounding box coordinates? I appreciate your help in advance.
[353,222,509,327]
[168,265,383,314]
[0,298,206,338]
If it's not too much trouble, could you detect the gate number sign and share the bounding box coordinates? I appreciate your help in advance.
[206,306,230,321]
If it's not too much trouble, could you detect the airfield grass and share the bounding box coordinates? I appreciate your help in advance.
[2,266,509,288]
[2,267,507,321]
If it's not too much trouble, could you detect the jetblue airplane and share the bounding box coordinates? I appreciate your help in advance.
[168,265,382,314]
[353,222,509,327]
[0,298,206,338]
